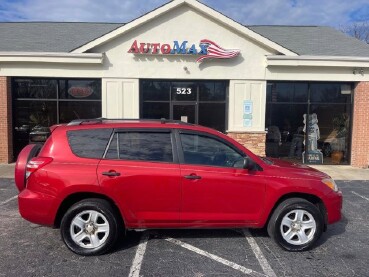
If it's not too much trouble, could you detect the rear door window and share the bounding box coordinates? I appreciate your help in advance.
[105,131,174,163]
[67,128,113,159]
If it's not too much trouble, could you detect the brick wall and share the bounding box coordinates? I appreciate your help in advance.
[227,132,266,157]
[0,76,13,163]
[351,82,369,168]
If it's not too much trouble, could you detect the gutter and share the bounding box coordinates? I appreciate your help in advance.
[0,52,104,64]
[267,55,369,68]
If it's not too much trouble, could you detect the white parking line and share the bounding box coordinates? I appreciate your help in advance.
[128,232,149,277]
[243,229,277,277]
[351,191,369,202]
[0,195,17,206]
[166,237,266,277]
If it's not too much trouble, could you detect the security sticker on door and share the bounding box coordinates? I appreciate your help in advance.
[243,100,253,127]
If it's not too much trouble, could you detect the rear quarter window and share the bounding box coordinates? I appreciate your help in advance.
[67,128,113,159]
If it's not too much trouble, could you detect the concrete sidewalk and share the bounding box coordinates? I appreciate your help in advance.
[0,163,369,180]
[0,164,15,179]
[309,165,369,180]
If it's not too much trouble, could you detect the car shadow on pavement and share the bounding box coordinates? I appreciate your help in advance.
[111,230,145,253]
[315,213,348,247]
[111,228,248,254]
[111,217,348,255]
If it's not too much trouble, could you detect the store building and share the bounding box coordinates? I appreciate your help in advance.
[1,0,369,166]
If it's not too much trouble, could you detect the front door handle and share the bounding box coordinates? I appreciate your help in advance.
[184,174,201,180]
[102,171,121,177]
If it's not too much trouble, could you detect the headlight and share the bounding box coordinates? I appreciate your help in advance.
[322,178,338,192]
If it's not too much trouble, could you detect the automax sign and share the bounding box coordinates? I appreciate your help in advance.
[128,39,240,62]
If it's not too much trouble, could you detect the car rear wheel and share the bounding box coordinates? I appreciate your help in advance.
[267,198,323,251]
[61,198,121,256]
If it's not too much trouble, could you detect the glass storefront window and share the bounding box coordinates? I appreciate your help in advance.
[140,81,170,101]
[265,103,307,158]
[267,83,308,103]
[13,100,58,157]
[198,103,226,132]
[12,78,102,157]
[199,82,227,101]
[265,82,352,165]
[59,79,102,100]
[59,101,102,123]
[310,104,351,158]
[14,100,57,128]
[13,79,57,99]
[142,102,170,119]
[310,83,349,103]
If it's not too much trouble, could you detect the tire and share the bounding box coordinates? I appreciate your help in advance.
[60,198,121,256]
[267,198,323,251]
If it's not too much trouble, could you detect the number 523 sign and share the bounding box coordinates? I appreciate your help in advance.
[175,87,192,95]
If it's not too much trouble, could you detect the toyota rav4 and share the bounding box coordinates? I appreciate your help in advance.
[15,118,342,256]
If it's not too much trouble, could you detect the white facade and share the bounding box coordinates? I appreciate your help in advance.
[89,3,275,132]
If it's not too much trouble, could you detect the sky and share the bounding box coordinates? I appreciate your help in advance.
[0,0,368,28]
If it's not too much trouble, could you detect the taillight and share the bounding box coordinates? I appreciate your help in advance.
[26,157,53,179]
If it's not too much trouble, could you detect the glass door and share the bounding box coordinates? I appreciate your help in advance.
[140,80,228,132]
[171,82,197,124]
[172,103,196,124]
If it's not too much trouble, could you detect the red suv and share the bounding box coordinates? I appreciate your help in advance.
[15,119,342,256]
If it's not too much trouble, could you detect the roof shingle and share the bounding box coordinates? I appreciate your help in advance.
[248,25,369,57]
[0,22,123,52]
[1,22,369,57]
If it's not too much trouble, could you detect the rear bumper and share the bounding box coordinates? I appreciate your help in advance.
[18,189,58,226]
[325,190,343,224]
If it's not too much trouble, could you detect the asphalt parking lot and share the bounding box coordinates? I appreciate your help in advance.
[1,178,368,277]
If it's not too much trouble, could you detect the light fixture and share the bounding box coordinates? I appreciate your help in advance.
[183,65,190,74]
[353,68,364,76]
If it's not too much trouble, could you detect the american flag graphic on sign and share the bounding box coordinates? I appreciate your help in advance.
[196,39,240,63]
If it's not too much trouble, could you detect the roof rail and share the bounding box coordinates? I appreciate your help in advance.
[67,118,103,126]
[67,118,195,126]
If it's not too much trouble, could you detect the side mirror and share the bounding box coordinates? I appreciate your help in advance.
[243,156,257,171]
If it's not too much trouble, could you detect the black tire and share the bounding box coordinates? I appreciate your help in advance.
[60,198,121,256]
[267,198,323,251]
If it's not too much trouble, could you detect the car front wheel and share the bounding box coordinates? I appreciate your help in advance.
[267,198,323,251]
[61,198,121,256]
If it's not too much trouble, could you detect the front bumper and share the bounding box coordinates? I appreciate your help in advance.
[18,189,58,226]
[325,190,343,224]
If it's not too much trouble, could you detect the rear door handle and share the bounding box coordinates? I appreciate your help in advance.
[102,171,121,177]
[184,174,201,180]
